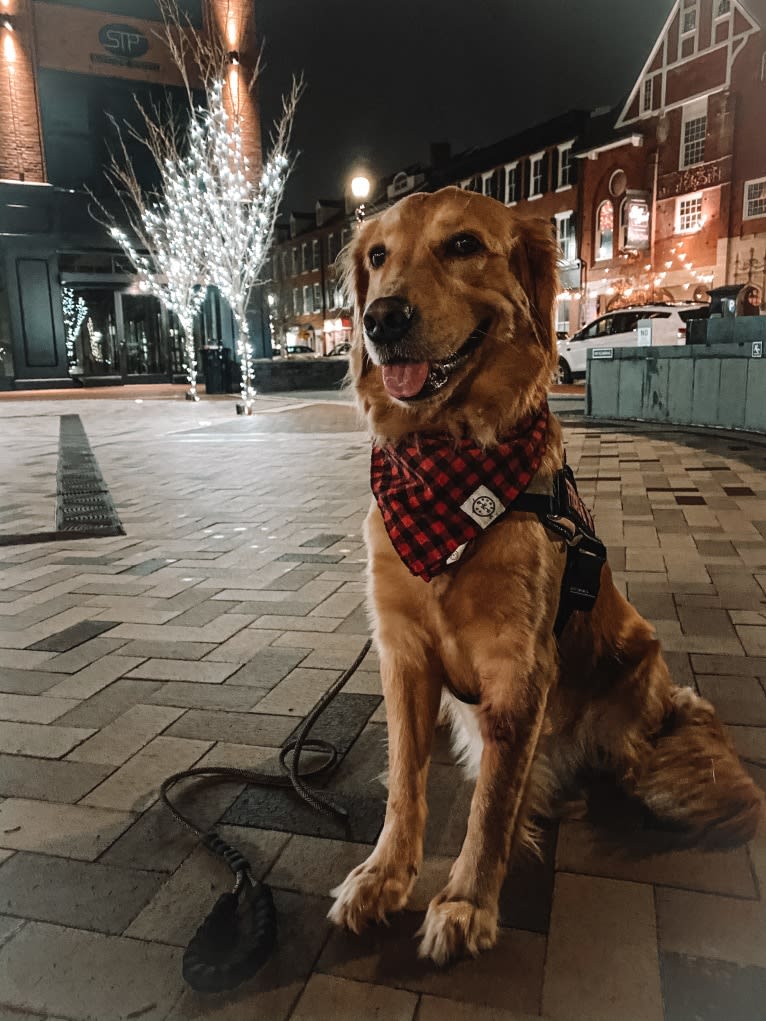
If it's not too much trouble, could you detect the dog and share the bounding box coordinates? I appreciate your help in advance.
[327,186,763,966]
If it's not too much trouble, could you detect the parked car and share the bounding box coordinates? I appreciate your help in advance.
[280,344,317,359]
[326,342,351,356]
[554,303,709,383]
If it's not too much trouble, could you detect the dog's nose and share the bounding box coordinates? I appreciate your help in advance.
[363,297,414,345]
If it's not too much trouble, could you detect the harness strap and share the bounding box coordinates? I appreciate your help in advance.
[445,465,607,706]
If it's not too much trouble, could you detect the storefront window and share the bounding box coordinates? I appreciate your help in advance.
[121,294,166,375]
[596,201,614,261]
[67,288,119,377]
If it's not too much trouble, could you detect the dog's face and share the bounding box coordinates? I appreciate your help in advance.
[344,186,560,443]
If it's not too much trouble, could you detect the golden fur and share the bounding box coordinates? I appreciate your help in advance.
[327,187,763,965]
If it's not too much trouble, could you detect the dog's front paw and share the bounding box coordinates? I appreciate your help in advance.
[418,895,498,966]
[328,857,416,933]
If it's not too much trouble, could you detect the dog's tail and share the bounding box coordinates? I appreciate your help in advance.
[633,686,764,848]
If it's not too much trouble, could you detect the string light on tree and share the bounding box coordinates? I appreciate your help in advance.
[199,78,299,410]
[61,287,88,371]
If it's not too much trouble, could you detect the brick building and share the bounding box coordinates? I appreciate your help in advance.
[0,0,262,390]
[268,201,351,355]
[577,0,766,320]
[431,110,590,336]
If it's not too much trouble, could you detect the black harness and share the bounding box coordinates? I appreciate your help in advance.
[444,463,607,706]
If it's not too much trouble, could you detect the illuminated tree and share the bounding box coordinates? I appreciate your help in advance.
[61,287,88,371]
[199,79,298,406]
[92,0,299,405]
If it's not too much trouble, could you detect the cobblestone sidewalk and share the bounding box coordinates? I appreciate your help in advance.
[0,395,764,1021]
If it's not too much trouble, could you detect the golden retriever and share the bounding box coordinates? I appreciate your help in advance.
[327,186,763,965]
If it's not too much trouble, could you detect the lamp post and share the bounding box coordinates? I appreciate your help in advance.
[350,174,371,224]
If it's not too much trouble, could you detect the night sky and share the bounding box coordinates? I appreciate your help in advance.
[255,0,675,213]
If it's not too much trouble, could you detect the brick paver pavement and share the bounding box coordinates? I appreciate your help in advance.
[0,393,764,1021]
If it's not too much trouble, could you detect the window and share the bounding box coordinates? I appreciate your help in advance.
[505,162,518,204]
[292,287,300,315]
[312,240,320,271]
[302,285,311,313]
[301,243,309,273]
[682,116,706,168]
[642,76,659,114]
[744,178,766,219]
[327,233,338,265]
[482,171,495,198]
[682,0,697,35]
[281,251,289,278]
[313,282,322,312]
[716,0,730,16]
[680,100,707,169]
[341,227,353,249]
[556,299,570,336]
[677,194,703,233]
[291,247,299,276]
[558,144,573,189]
[529,153,544,198]
[595,201,614,261]
[555,211,576,263]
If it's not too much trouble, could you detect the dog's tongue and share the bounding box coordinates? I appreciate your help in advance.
[381,362,429,399]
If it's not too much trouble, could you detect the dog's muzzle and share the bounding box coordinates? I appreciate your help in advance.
[367,316,492,402]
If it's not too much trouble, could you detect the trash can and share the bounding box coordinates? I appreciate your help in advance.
[201,345,224,394]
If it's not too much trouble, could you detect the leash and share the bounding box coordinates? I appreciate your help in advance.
[159,638,372,993]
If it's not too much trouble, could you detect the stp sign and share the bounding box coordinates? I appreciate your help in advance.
[98,24,150,59]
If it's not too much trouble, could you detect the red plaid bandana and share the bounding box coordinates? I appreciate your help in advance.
[371,405,549,581]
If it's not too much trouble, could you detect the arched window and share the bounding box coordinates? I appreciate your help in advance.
[596,201,614,261]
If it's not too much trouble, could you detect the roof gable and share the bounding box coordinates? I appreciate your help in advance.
[616,0,760,128]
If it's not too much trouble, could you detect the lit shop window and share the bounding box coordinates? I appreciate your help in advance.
[676,194,703,234]
[596,201,614,260]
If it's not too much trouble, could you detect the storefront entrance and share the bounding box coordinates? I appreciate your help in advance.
[66,286,187,385]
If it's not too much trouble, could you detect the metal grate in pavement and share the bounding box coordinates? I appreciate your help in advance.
[56,415,124,536]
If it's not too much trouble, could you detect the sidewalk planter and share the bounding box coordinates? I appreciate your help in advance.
[586,338,766,433]
[249,357,349,393]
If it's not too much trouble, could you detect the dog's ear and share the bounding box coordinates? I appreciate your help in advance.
[508,216,560,366]
[338,224,372,387]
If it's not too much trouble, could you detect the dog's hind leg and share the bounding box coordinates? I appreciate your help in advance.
[562,576,763,848]
[632,685,763,848]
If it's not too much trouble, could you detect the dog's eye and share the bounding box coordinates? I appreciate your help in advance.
[446,233,483,258]
[368,246,387,269]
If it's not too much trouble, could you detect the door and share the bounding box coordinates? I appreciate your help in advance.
[564,315,614,374]
[65,287,120,381]
[118,293,168,379]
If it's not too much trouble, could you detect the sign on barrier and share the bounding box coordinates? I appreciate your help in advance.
[592,348,614,360]
[753,341,763,359]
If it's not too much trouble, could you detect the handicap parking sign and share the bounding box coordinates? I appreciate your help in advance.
[753,341,763,359]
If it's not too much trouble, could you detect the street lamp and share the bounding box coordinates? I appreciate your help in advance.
[350,174,371,224]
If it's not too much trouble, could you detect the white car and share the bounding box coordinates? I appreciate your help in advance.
[555,303,709,383]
